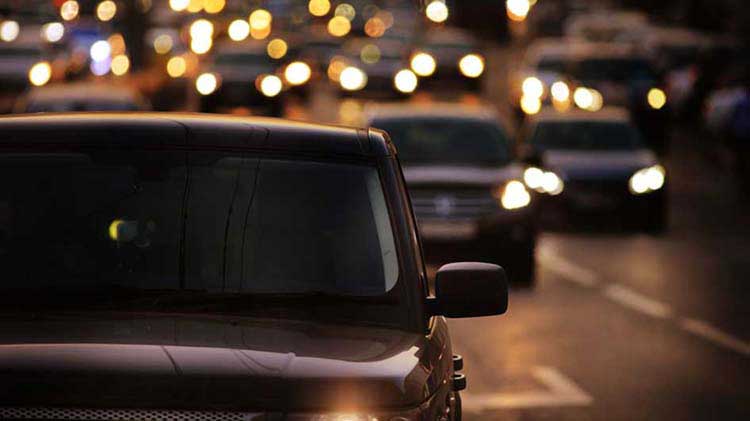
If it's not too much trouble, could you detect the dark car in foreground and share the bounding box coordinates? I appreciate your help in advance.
[369,104,538,286]
[521,107,667,232]
[0,113,507,420]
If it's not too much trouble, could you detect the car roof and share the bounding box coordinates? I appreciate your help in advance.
[0,113,391,157]
[529,107,631,124]
[525,39,644,64]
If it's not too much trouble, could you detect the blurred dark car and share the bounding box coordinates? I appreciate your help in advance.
[13,82,150,113]
[413,28,486,93]
[0,39,44,112]
[369,104,538,286]
[338,38,411,98]
[521,107,667,232]
[199,41,283,115]
[0,113,508,419]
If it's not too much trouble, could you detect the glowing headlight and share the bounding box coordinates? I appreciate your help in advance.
[498,180,531,210]
[540,171,564,195]
[629,165,665,194]
[524,167,563,195]
[458,54,484,78]
[410,52,436,77]
[522,76,544,99]
[647,88,667,110]
[550,81,570,102]
[523,167,544,189]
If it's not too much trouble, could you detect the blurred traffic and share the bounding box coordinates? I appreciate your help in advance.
[1,0,749,419]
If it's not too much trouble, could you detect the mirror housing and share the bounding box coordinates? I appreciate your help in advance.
[432,262,508,318]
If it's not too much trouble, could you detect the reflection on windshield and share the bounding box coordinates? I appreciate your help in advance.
[531,121,645,151]
[373,118,511,166]
[0,151,399,315]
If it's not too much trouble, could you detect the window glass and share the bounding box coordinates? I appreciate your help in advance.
[530,121,645,151]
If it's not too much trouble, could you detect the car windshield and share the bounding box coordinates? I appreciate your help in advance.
[215,53,268,66]
[373,118,511,166]
[572,58,655,82]
[0,149,401,325]
[530,121,645,151]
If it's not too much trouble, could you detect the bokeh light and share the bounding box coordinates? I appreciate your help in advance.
[506,0,531,22]
[340,66,367,91]
[190,37,212,54]
[334,3,356,21]
[203,0,225,14]
[573,87,593,110]
[166,56,187,77]
[522,76,544,98]
[550,81,570,102]
[648,88,667,110]
[42,22,65,43]
[410,52,436,77]
[259,74,283,97]
[90,58,111,76]
[153,34,173,54]
[90,40,111,62]
[459,54,484,78]
[308,0,331,17]
[196,72,218,95]
[186,0,204,13]
[267,38,288,59]
[360,44,381,64]
[228,19,250,41]
[60,1,80,21]
[520,95,541,115]
[96,1,117,22]
[28,61,52,86]
[327,16,351,37]
[249,9,272,31]
[110,54,130,76]
[169,0,189,12]
[108,33,126,55]
[285,61,312,86]
[394,69,418,94]
[0,20,20,42]
[364,17,386,38]
[327,56,348,82]
[425,1,449,23]
[189,19,214,39]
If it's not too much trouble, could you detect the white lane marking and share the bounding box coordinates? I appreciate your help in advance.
[680,318,750,357]
[462,366,593,411]
[537,247,599,287]
[603,284,673,319]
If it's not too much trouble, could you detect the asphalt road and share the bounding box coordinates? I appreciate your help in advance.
[444,109,750,420]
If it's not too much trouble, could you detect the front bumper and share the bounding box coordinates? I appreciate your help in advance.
[540,178,666,217]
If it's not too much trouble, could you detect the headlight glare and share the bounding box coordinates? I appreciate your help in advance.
[499,180,531,210]
[629,165,665,194]
[523,167,544,189]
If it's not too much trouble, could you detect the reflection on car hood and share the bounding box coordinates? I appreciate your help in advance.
[403,164,522,187]
[0,315,437,411]
[543,149,657,180]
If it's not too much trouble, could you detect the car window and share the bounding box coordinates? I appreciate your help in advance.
[530,121,645,151]
[373,118,511,166]
[185,154,398,296]
[0,150,398,297]
[572,58,656,82]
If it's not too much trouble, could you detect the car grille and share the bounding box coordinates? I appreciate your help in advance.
[565,179,629,195]
[0,407,260,421]
[408,187,497,219]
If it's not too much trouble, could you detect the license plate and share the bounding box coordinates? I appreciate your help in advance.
[419,220,477,240]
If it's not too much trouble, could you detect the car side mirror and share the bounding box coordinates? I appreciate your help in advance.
[432,262,508,318]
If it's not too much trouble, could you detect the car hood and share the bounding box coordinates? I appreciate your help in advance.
[0,314,440,411]
[403,164,522,187]
[543,149,657,180]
